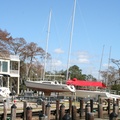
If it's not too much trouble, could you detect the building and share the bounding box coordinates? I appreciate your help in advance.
[0,55,20,94]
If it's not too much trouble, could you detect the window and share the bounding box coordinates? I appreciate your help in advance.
[2,61,8,72]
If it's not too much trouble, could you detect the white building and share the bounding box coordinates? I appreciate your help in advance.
[0,55,20,94]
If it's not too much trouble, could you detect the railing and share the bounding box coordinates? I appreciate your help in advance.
[10,70,19,74]
[10,55,19,60]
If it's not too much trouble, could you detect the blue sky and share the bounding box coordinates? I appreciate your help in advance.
[0,0,120,79]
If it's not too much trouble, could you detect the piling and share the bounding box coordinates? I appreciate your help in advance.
[45,103,51,120]
[23,101,27,120]
[26,107,32,120]
[85,104,90,120]
[56,99,60,120]
[3,100,7,120]
[90,99,93,112]
[69,97,72,117]
[72,105,77,120]
[59,104,65,120]
[80,99,84,118]
[98,103,103,118]
[42,101,46,115]
[87,112,94,120]
[10,104,17,120]
[108,99,110,115]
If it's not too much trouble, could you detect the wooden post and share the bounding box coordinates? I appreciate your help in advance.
[98,103,103,118]
[116,99,119,107]
[59,104,65,120]
[56,99,60,120]
[42,101,46,115]
[113,104,119,116]
[26,107,32,120]
[69,97,72,117]
[45,103,51,120]
[90,99,93,112]
[72,105,77,120]
[10,104,17,120]
[80,99,84,118]
[87,113,94,120]
[85,104,90,120]
[108,99,110,115]
[3,100,7,120]
[23,101,27,120]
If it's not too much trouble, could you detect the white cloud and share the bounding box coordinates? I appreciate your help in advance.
[51,59,62,67]
[54,48,64,54]
[71,51,90,64]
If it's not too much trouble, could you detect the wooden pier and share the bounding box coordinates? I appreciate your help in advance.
[1,97,120,120]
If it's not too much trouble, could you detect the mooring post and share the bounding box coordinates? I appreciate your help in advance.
[85,104,90,120]
[108,99,110,115]
[42,101,46,115]
[23,101,27,120]
[98,103,103,118]
[45,103,51,120]
[59,104,65,120]
[3,100,7,120]
[116,99,119,107]
[87,112,94,120]
[80,99,84,118]
[72,105,77,120]
[10,104,17,120]
[90,99,93,113]
[56,99,60,120]
[109,103,118,120]
[69,97,72,117]
[26,106,32,120]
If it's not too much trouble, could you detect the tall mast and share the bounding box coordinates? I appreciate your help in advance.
[66,0,76,80]
[43,10,52,80]
[98,45,105,80]
[106,46,112,86]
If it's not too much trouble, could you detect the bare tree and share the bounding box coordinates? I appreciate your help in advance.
[21,42,51,77]
[0,29,12,57]
[8,37,27,55]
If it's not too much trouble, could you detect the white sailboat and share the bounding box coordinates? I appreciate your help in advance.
[25,9,76,96]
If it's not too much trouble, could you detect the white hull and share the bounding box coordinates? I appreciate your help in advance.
[0,87,11,102]
[76,90,120,100]
[25,80,76,93]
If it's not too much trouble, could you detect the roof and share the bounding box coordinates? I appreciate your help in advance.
[66,78,106,88]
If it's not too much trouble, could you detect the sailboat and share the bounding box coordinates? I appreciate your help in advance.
[25,9,76,96]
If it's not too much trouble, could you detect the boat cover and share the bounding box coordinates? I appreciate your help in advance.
[66,78,106,88]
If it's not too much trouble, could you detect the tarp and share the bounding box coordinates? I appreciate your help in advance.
[66,78,106,88]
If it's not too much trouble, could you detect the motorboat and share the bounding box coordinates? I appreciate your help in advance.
[0,87,11,102]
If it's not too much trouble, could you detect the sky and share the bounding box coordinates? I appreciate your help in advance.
[0,0,120,80]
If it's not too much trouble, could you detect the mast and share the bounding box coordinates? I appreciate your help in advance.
[66,0,76,80]
[98,45,105,80]
[106,46,112,86]
[43,10,52,80]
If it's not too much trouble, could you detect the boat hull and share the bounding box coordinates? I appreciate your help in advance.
[25,80,76,93]
[76,90,120,100]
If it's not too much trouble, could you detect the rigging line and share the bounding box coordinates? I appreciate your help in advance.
[39,14,49,44]
[77,0,90,43]
[98,45,105,80]
[43,10,52,80]
[66,0,76,80]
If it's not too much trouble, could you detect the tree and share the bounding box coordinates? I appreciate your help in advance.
[67,65,84,80]
[0,29,12,57]
[100,66,117,86]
